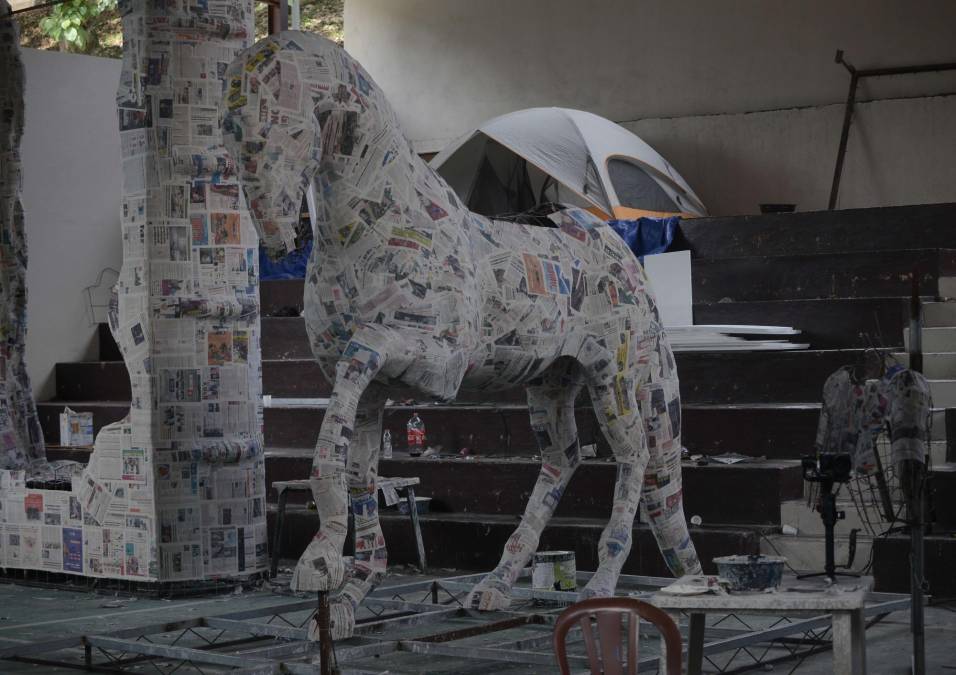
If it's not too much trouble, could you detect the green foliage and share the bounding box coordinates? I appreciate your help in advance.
[37,0,116,53]
[21,0,343,58]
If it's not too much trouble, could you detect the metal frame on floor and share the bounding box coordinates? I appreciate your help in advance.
[0,570,910,674]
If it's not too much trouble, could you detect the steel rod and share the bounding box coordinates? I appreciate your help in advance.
[86,635,272,668]
[829,68,858,210]
[317,591,333,675]
[828,50,956,210]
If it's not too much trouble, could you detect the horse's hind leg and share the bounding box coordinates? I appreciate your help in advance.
[580,344,649,599]
[466,359,584,611]
[640,356,702,577]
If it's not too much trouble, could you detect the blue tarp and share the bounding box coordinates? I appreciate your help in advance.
[259,239,313,280]
[260,215,678,280]
[608,216,679,260]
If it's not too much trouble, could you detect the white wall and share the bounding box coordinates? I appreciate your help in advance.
[627,94,956,214]
[344,0,956,214]
[21,49,123,399]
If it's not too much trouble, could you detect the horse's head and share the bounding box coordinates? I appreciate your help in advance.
[221,32,326,257]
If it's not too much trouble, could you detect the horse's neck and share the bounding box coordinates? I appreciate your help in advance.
[311,101,442,251]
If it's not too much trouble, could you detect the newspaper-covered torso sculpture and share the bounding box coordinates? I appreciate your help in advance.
[223,31,701,638]
[816,364,932,472]
[0,3,46,471]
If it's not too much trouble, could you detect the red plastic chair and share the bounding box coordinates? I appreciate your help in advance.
[553,597,683,675]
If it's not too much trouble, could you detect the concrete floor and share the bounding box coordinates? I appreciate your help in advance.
[0,569,953,673]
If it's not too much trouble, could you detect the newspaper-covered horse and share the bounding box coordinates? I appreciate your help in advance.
[223,31,701,639]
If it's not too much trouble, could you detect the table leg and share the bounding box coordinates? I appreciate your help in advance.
[405,487,427,571]
[687,612,705,675]
[270,489,288,578]
[832,609,867,674]
[851,608,868,674]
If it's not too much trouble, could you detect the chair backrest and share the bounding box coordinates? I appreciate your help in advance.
[553,597,682,675]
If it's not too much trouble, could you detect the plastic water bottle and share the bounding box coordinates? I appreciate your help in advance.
[407,413,426,456]
[382,429,393,459]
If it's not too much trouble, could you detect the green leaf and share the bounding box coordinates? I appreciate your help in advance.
[65,26,78,41]
[61,18,72,28]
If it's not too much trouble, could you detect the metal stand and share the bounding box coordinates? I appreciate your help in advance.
[828,51,956,210]
[0,570,912,674]
[906,278,926,675]
[902,460,926,675]
[317,591,334,675]
[797,480,860,583]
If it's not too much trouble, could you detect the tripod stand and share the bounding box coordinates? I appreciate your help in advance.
[799,455,860,583]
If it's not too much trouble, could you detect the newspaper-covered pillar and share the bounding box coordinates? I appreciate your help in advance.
[0,3,47,472]
[85,0,267,581]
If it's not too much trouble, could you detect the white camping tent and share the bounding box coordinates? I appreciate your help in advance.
[430,107,707,220]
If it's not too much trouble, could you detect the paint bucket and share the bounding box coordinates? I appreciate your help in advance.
[532,551,577,595]
[713,554,786,591]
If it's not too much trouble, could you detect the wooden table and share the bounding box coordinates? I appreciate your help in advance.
[270,477,426,577]
[650,576,872,675]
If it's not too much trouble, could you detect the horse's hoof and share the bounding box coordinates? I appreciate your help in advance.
[580,573,616,600]
[308,599,355,641]
[465,582,512,611]
[291,540,346,592]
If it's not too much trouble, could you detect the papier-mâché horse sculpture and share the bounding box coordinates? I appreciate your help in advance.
[222,31,701,639]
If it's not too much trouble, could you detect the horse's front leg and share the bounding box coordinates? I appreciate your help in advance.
[292,330,389,600]
[305,383,389,641]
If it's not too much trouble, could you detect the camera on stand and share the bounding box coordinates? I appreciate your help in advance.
[801,452,852,486]
[799,453,859,582]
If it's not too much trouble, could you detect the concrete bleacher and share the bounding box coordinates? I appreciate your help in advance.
[41,202,956,595]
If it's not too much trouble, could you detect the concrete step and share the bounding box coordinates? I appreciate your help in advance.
[928,380,956,407]
[896,352,956,379]
[677,203,956,259]
[263,453,802,526]
[930,465,956,531]
[873,534,956,595]
[931,440,948,465]
[693,248,956,303]
[922,301,956,327]
[329,402,817,458]
[905,326,956,352]
[948,410,956,463]
[261,279,305,317]
[760,533,873,575]
[46,442,798,528]
[97,323,121,361]
[38,399,823,459]
[780,498,889,536]
[36,398,948,461]
[270,505,762,578]
[57,349,867,405]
